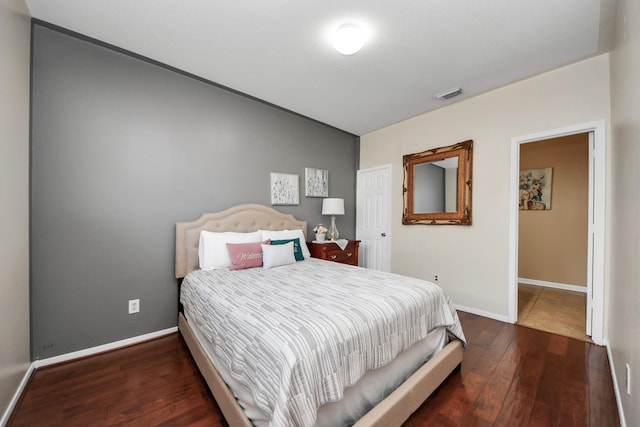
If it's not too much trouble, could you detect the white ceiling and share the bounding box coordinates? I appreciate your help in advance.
[25,0,614,136]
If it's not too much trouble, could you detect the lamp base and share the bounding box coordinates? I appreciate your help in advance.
[328,215,340,241]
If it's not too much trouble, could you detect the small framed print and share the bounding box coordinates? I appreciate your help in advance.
[519,168,553,210]
[270,172,300,205]
[304,167,329,197]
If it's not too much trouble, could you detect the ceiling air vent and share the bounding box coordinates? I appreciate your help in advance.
[434,86,463,100]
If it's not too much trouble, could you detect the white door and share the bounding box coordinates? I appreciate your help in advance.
[356,164,391,271]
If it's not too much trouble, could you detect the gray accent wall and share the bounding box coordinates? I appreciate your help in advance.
[30,23,358,359]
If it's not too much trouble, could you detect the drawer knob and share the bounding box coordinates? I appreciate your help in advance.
[347,252,352,257]
[331,255,337,260]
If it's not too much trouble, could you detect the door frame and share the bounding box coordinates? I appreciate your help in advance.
[508,120,606,345]
[356,164,392,271]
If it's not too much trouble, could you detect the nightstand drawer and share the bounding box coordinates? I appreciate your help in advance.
[325,248,356,263]
[307,240,360,266]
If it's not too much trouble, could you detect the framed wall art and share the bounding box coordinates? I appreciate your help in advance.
[519,168,552,210]
[270,172,299,205]
[304,167,329,197]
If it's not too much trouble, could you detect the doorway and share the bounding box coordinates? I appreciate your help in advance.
[508,121,605,345]
[517,133,590,341]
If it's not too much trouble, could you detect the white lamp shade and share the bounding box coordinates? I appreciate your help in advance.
[322,198,345,215]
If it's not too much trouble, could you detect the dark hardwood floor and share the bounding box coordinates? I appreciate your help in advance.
[8,312,620,426]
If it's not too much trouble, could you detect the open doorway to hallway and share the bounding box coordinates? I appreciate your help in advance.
[516,133,590,341]
[509,120,605,345]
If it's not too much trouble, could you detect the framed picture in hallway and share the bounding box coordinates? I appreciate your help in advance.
[519,168,552,210]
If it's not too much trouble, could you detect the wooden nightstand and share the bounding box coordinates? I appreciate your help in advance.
[307,239,360,266]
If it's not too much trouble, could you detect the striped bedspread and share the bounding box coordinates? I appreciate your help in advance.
[180,258,465,427]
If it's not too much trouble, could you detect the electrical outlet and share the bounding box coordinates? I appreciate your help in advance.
[434,274,439,283]
[128,299,140,314]
[626,363,631,395]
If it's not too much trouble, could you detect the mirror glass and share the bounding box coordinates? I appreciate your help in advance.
[413,157,459,213]
[403,140,472,225]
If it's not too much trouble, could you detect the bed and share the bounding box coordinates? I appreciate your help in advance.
[175,204,464,427]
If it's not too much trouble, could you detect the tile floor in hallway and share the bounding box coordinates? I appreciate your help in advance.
[518,283,590,342]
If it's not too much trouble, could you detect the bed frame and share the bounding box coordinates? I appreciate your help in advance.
[175,204,463,426]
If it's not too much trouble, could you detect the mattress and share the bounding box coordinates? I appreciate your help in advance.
[180,258,465,427]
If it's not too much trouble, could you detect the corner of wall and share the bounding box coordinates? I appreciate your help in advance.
[0,0,32,420]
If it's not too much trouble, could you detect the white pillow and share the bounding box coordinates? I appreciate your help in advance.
[199,230,262,270]
[260,229,310,259]
[262,242,296,269]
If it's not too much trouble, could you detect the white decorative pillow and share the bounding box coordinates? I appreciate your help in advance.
[199,230,262,270]
[259,229,310,259]
[262,242,296,269]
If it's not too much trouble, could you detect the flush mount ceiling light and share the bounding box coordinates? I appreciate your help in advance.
[333,23,364,55]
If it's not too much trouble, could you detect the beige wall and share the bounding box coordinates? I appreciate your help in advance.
[0,0,31,420]
[360,54,610,317]
[608,0,639,424]
[519,134,589,286]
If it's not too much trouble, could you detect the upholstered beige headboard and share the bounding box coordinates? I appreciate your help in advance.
[175,204,307,278]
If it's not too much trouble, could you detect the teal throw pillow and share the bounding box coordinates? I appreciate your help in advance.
[270,238,304,261]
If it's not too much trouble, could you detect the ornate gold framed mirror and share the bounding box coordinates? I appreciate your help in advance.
[402,140,473,225]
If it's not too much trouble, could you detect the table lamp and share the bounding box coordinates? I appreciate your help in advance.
[322,198,345,241]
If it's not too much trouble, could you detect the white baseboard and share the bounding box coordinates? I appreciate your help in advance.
[454,304,510,323]
[604,339,627,427]
[0,363,35,427]
[518,277,587,293]
[34,326,178,368]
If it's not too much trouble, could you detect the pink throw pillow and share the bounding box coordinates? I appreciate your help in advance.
[226,240,270,270]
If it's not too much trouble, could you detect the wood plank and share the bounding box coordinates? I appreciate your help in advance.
[493,327,548,426]
[556,339,589,426]
[588,343,621,427]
